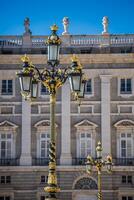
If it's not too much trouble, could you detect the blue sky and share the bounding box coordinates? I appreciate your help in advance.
[0,0,134,35]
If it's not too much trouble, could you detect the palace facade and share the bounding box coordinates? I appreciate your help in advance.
[0,17,134,200]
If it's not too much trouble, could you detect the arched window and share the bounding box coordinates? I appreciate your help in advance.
[34,120,58,159]
[0,121,18,159]
[75,120,98,159]
[74,177,97,190]
[114,120,134,158]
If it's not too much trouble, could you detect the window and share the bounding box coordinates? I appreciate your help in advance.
[122,197,133,200]
[0,176,11,184]
[79,133,92,158]
[40,84,49,95]
[120,133,132,158]
[0,133,12,158]
[122,175,132,184]
[0,197,10,200]
[1,80,13,95]
[41,175,48,183]
[85,79,92,94]
[40,196,45,200]
[120,78,132,94]
[40,133,50,158]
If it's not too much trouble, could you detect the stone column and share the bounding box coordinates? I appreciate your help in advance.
[100,75,112,157]
[60,81,72,165]
[20,99,32,165]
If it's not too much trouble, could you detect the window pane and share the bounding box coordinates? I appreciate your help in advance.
[128,176,132,183]
[120,79,125,92]
[6,197,10,200]
[122,197,127,200]
[41,175,45,183]
[40,196,45,200]
[1,141,6,149]
[127,140,132,157]
[1,134,5,139]
[127,79,132,92]
[85,80,92,94]
[128,197,133,200]
[41,141,45,148]
[121,140,126,148]
[41,84,49,95]
[122,176,126,183]
[7,134,11,139]
[121,133,125,138]
[41,150,45,157]
[1,176,5,184]
[81,133,85,138]
[41,134,46,138]
[87,133,91,138]
[6,176,11,183]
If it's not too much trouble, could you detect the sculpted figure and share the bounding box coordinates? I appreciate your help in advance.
[62,17,69,35]
[102,16,109,34]
[24,17,32,34]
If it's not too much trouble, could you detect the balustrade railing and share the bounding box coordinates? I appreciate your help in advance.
[31,36,47,47]
[0,34,134,48]
[32,158,49,166]
[0,158,19,166]
[0,36,22,47]
[114,158,134,166]
[72,158,87,165]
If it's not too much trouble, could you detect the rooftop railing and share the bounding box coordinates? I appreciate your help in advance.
[0,34,134,48]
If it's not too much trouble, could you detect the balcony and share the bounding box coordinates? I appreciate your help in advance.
[32,158,49,166]
[0,158,19,166]
[72,158,87,165]
[114,158,134,166]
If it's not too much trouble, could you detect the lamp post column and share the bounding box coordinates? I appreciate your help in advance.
[97,170,102,200]
[45,92,60,199]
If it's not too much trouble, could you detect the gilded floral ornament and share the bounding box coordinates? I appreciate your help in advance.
[21,54,30,63]
[50,24,58,31]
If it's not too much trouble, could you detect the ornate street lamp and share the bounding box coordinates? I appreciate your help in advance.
[17,25,86,200]
[86,141,113,200]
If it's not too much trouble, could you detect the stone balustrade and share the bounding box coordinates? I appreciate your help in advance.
[0,34,134,48]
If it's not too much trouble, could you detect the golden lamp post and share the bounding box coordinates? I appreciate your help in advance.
[86,141,113,200]
[17,25,86,200]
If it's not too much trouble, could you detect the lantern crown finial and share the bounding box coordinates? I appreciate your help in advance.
[50,24,58,31]
[21,54,30,63]
[71,54,82,70]
[71,54,78,63]
[96,141,103,152]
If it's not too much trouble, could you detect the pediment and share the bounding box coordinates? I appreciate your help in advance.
[0,120,18,129]
[74,120,98,128]
[34,120,58,128]
[114,119,134,128]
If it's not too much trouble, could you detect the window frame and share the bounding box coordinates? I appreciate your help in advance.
[118,77,134,97]
[39,83,49,97]
[84,78,94,97]
[0,79,15,98]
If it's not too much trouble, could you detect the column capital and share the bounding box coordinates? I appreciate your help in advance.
[100,74,112,80]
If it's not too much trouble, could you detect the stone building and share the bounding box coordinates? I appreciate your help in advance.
[0,17,134,200]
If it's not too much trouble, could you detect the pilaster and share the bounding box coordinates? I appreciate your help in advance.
[60,81,72,165]
[100,75,112,157]
[20,99,32,165]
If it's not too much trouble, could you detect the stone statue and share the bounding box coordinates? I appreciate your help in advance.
[24,17,32,35]
[102,16,109,35]
[62,17,69,35]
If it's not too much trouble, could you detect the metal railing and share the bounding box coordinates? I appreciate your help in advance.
[0,158,19,166]
[32,158,49,166]
[114,158,134,166]
[72,158,87,165]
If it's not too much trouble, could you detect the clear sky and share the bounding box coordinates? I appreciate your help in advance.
[0,0,134,35]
